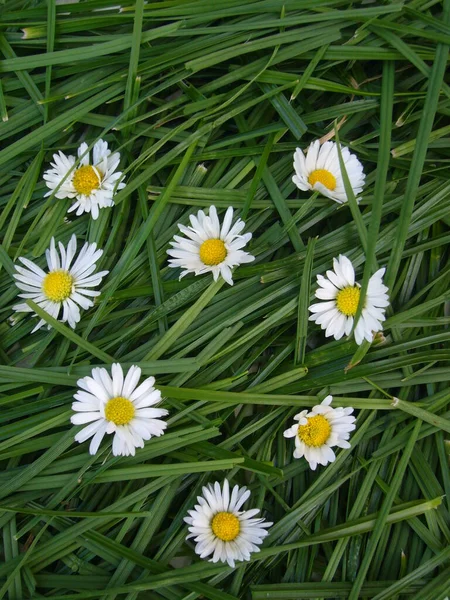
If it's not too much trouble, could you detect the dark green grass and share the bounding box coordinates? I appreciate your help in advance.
[0,0,449,598]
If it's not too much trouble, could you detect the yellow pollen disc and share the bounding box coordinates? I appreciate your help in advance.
[42,270,73,302]
[336,286,361,316]
[298,414,331,447]
[72,165,101,196]
[308,169,337,191]
[211,512,240,542]
[104,396,135,426]
[199,238,227,266]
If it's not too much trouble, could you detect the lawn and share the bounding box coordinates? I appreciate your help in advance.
[0,0,449,598]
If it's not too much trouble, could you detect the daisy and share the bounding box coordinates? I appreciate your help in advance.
[43,139,125,220]
[184,479,272,568]
[13,234,108,332]
[283,395,356,470]
[167,206,254,285]
[71,363,168,456]
[292,140,365,204]
[309,254,389,345]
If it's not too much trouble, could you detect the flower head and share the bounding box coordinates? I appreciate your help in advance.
[167,206,254,285]
[184,479,272,567]
[293,140,365,204]
[284,396,356,470]
[13,234,108,332]
[71,363,168,456]
[43,139,125,220]
[309,255,389,345]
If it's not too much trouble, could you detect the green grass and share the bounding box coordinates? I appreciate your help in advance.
[0,0,449,598]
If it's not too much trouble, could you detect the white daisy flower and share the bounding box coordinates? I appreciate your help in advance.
[13,234,108,332]
[184,479,272,568]
[283,395,356,470]
[292,140,365,204]
[71,363,168,456]
[167,206,254,286]
[43,139,125,220]
[309,254,389,345]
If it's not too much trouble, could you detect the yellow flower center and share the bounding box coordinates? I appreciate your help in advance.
[211,512,240,541]
[199,238,227,266]
[336,286,361,316]
[72,165,101,196]
[308,169,336,191]
[104,396,135,426]
[42,270,73,302]
[298,414,331,447]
